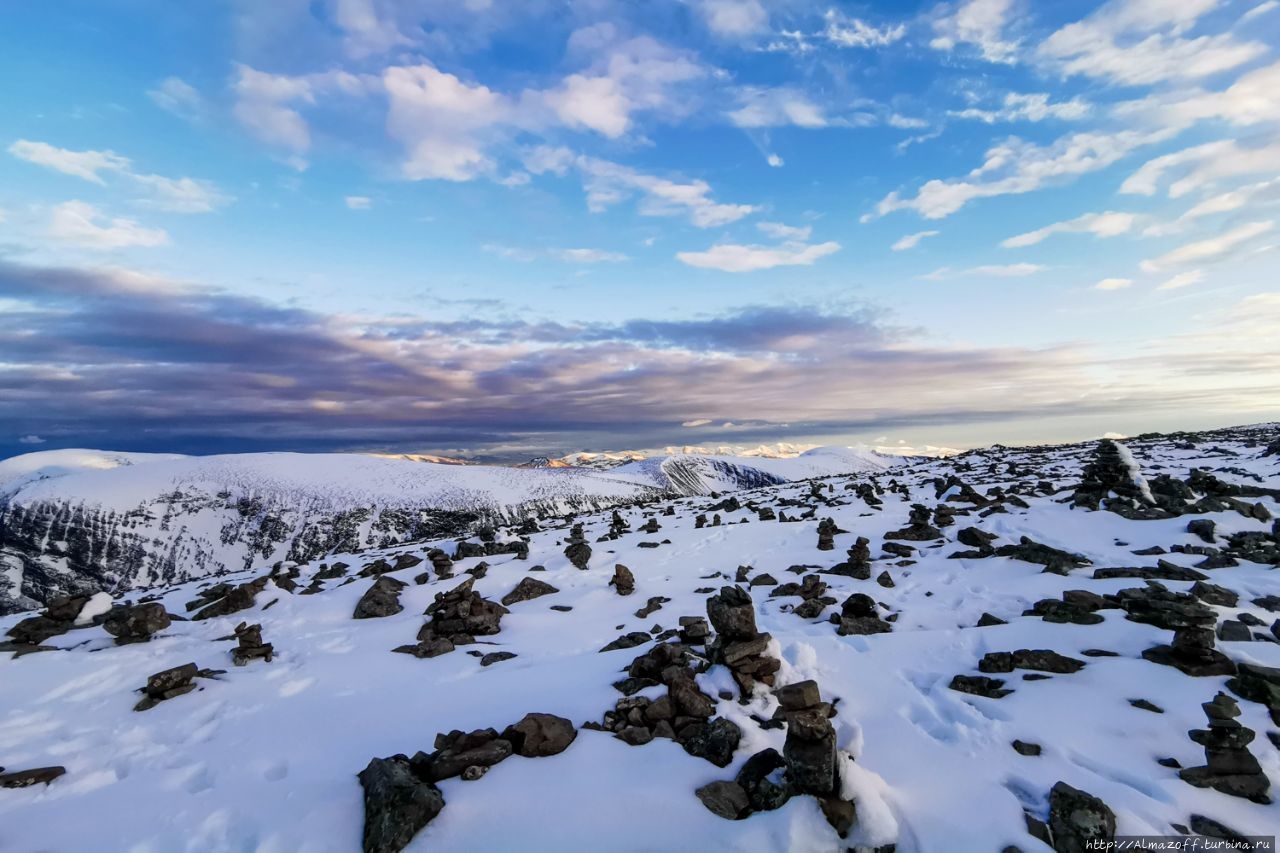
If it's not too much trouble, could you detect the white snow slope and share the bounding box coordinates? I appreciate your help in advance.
[1,425,1278,852]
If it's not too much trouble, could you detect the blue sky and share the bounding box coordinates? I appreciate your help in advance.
[1,0,1279,459]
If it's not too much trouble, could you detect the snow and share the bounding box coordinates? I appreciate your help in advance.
[0,448,186,497]
[73,592,114,626]
[1,427,1279,851]
[1111,441,1157,504]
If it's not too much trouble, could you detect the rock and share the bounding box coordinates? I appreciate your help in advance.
[564,541,592,570]
[736,748,791,812]
[1188,518,1217,543]
[480,651,516,667]
[1129,698,1163,713]
[501,713,577,757]
[775,680,822,711]
[1226,662,1280,713]
[634,596,669,619]
[707,586,758,641]
[609,564,635,596]
[192,577,268,621]
[102,602,172,645]
[1047,782,1116,853]
[695,780,750,820]
[949,674,1012,699]
[783,709,837,796]
[500,577,559,606]
[412,730,512,782]
[134,662,202,711]
[979,649,1085,674]
[681,717,742,767]
[5,615,71,645]
[616,725,654,746]
[819,796,856,838]
[1218,620,1253,642]
[600,632,652,653]
[875,571,895,588]
[1189,581,1239,608]
[957,527,998,549]
[357,755,445,853]
[995,537,1090,574]
[354,576,407,619]
[392,637,455,658]
[678,616,710,644]
[0,766,66,788]
[885,504,943,541]
[1012,740,1041,756]
[976,612,1007,627]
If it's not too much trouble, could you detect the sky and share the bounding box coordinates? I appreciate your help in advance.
[1,0,1279,461]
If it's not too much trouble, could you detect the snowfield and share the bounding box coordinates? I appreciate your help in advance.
[1,424,1278,852]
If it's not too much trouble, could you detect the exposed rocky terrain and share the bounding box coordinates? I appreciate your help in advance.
[1,423,1278,851]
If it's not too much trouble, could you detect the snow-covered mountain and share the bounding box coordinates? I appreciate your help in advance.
[0,446,894,615]
[2,423,1277,852]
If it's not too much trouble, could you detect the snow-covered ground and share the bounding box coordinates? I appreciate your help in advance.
[1,424,1278,852]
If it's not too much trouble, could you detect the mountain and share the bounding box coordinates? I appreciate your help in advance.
[1,423,1277,851]
[0,446,895,615]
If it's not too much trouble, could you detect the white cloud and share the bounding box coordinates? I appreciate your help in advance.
[1144,179,1280,236]
[700,0,769,38]
[147,77,206,122]
[8,139,130,183]
[1241,1,1279,22]
[18,434,45,445]
[757,221,811,241]
[822,10,906,48]
[949,92,1090,123]
[1122,139,1280,199]
[11,140,229,212]
[384,63,508,181]
[545,74,632,137]
[1155,269,1205,290]
[522,145,575,176]
[1038,0,1266,85]
[870,129,1165,220]
[1095,277,1134,290]
[557,248,629,263]
[891,230,939,251]
[345,196,372,210]
[1113,60,1280,130]
[766,153,784,168]
[888,114,928,129]
[1140,220,1274,272]
[232,65,374,162]
[930,0,1019,62]
[484,244,628,263]
[1001,211,1136,248]
[677,240,840,272]
[682,418,713,427]
[970,263,1046,277]
[727,87,827,129]
[48,200,169,250]
[577,156,757,227]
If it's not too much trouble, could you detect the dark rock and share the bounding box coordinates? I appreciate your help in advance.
[819,796,856,838]
[1012,740,1041,756]
[413,731,512,782]
[600,632,652,653]
[1189,582,1238,608]
[682,717,742,767]
[564,541,592,570]
[783,709,837,796]
[357,755,445,853]
[1129,698,1164,713]
[609,564,635,596]
[1178,692,1271,803]
[736,748,791,812]
[976,612,1008,627]
[354,576,407,619]
[480,651,516,667]
[949,674,1012,699]
[1048,782,1116,853]
[775,680,822,711]
[995,537,1090,574]
[0,766,66,788]
[500,577,558,606]
[707,586,758,641]
[501,713,576,757]
[696,780,750,820]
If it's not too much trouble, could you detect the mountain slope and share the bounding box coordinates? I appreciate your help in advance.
[1,423,1277,851]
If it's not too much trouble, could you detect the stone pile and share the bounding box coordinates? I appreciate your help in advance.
[770,574,834,619]
[1178,693,1271,803]
[192,576,269,621]
[825,537,872,579]
[833,592,892,636]
[1115,584,1236,676]
[4,593,101,649]
[393,578,507,659]
[609,564,635,596]
[231,622,274,666]
[499,576,558,606]
[706,586,781,696]
[884,504,942,541]
[134,662,219,712]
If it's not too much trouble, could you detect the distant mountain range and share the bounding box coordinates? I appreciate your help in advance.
[0,446,895,614]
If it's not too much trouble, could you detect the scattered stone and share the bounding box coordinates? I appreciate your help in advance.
[696,780,750,820]
[480,651,516,667]
[949,674,1012,699]
[783,709,837,796]
[885,504,942,541]
[1047,782,1116,853]
[134,662,204,711]
[564,541,592,570]
[600,632,652,653]
[609,564,635,596]
[1012,740,1041,756]
[501,713,577,757]
[192,577,268,621]
[354,576,407,619]
[412,729,513,783]
[0,766,66,788]
[978,649,1085,674]
[996,537,1091,574]
[500,577,558,606]
[357,755,445,853]
[1129,698,1164,713]
[102,602,172,644]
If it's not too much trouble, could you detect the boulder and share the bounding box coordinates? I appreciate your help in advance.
[357,756,445,853]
